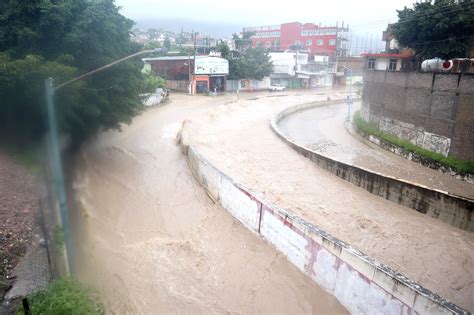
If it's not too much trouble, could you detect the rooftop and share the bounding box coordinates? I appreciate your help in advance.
[142,55,223,61]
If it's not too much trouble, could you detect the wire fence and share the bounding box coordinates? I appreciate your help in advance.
[0,138,70,313]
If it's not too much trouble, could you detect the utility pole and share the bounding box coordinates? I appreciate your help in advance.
[370,34,373,53]
[335,21,339,60]
[341,65,353,122]
[45,78,71,275]
[192,30,197,94]
[188,52,192,94]
[355,36,359,56]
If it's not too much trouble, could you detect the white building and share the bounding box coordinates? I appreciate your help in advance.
[269,52,334,87]
[362,53,411,71]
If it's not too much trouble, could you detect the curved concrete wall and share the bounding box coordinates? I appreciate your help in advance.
[183,143,468,314]
[271,101,473,232]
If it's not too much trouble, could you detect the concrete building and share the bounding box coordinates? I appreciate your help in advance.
[335,56,365,85]
[143,56,229,94]
[361,52,411,71]
[243,22,349,61]
[362,24,414,71]
[269,52,334,88]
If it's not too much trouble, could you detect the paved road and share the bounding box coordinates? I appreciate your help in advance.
[278,102,474,199]
[70,92,347,314]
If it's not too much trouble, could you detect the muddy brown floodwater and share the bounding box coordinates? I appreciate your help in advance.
[182,94,474,311]
[70,92,348,314]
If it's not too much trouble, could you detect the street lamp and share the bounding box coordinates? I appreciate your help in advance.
[44,48,165,273]
[340,65,353,122]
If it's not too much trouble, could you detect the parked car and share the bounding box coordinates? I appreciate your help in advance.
[160,88,170,101]
[141,88,169,107]
[268,84,286,92]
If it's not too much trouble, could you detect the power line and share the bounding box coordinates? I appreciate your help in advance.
[349,35,474,56]
[350,1,473,29]
[349,2,473,31]
[402,35,474,47]
[347,2,473,54]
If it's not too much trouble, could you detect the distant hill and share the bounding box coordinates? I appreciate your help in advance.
[134,18,242,38]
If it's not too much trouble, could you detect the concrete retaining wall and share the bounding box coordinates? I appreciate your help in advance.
[359,132,474,183]
[363,71,474,160]
[271,102,473,232]
[183,144,468,314]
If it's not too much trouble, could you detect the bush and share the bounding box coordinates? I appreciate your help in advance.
[17,278,104,315]
[353,111,474,174]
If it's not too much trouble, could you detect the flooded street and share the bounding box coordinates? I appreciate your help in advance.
[278,102,474,199]
[182,92,474,311]
[70,92,347,314]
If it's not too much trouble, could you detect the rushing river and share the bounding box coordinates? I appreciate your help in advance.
[70,93,347,314]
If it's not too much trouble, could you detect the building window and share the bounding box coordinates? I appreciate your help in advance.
[257,42,263,47]
[266,41,271,48]
[389,59,397,71]
[329,39,336,45]
[317,39,323,46]
[306,39,312,46]
[367,58,376,70]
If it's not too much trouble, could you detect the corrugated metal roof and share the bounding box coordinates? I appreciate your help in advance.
[361,53,411,58]
[142,55,224,61]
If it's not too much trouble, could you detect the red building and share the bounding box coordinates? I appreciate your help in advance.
[243,22,349,60]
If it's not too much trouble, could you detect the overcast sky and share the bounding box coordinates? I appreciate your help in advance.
[115,0,417,39]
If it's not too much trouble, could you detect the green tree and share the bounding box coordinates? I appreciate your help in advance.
[144,41,162,50]
[143,74,165,91]
[163,36,171,50]
[226,47,272,80]
[391,0,474,59]
[0,0,157,145]
[217,42,231,59]
[219,34,272,80]
[232,31,255,53]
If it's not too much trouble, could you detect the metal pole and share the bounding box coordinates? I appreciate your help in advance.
[55,49,156,91]
[347,68,353,122]
[188,53,191,94]
[45,78,72,274]
[340,65,353,122]
[193,30,196,94]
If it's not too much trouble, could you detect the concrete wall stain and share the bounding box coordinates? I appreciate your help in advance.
[185,144,470,314]
[363,71,474,160]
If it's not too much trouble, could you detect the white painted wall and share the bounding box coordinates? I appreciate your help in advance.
[186,145,461,315]
[270,52,309,76]
[372,57,403,71]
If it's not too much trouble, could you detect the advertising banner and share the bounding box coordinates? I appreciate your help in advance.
[195,57,229,75]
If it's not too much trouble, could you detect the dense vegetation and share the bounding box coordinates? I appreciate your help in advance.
[218,32,273,81]
[392,0,474,59]
[0,0,159,145]
[17,278,104,315]
[353,111,474,174]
